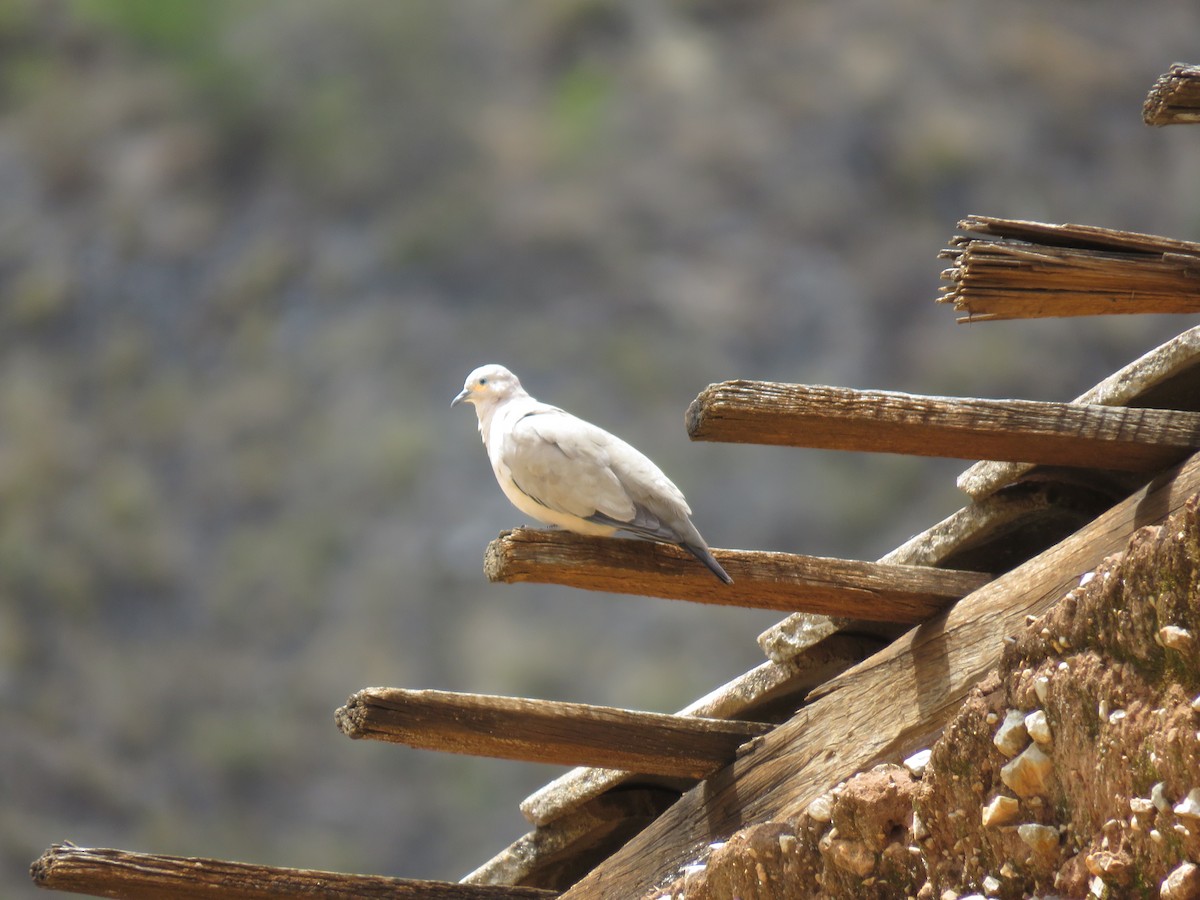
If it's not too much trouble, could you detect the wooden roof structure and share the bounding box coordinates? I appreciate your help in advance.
[30,63,1200,900]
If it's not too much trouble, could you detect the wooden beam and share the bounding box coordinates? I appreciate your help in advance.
[945,215,1200,255]
[937,216,1200,321]
[685,381,1200,471]
[29,844,557,899]
[557,451,1200,898]
[335,687,772,779]
[484,528,989,624]
[1144,62,1200,126]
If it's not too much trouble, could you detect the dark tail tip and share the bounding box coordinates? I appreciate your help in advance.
[682,543,734,584]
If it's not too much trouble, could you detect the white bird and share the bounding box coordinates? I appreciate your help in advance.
[452,364,732,584]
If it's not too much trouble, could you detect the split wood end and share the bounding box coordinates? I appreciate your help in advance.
[1144,63,1200,126]
[334,691,371,739]
[685,385,720,440]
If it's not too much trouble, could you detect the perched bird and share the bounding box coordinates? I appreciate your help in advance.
[452,364,732,584]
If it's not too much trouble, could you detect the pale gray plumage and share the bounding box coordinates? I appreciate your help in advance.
[452,364,732,583]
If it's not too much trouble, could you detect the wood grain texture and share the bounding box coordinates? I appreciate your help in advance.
[335,687,772,779]
[29,844,557,899]
[948,215,1200,255]
[938,216,1200,321]
[1144,62,1200,125]
[485,528,989,624]
[686,381,1200,470]
[558,451,1200,899]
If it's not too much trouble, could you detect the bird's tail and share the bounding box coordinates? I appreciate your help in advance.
[682,542,733,584]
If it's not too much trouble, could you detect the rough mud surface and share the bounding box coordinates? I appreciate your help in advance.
[652,495,1200,899]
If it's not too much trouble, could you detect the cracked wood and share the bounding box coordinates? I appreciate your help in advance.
[686,382,1200,471]
[29,844,557,899]
[485,528,990,624]
[336,687,772,779]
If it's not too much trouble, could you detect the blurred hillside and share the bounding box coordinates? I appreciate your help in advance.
[3,0,1200,894]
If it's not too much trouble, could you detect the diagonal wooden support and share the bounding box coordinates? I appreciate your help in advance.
[461,790,678,891]
[556,451,1200,898]
[485,528,990,624]
[335,687,773,779]
[29,844,557,899]
[686,381,1200,471]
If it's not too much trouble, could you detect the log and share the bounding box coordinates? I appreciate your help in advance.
[1144,62,1200,125]
[557,451,1200,898]
[937,216,1200,321]
[335,687,772,779]
[29,844,556,899]
[685,382,1200,471]
[485,528,990,624]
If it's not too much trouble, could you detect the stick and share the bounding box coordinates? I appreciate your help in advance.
[29,844,557,899]
[335,688,772,779]
[686,382,1200,471]
[484,529,989,624]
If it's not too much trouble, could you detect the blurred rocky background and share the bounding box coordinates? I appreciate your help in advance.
[3,0,1200,894]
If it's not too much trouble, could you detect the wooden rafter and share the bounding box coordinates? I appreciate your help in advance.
[484,528,989,623]
[335,687,772,779]
[686,381,1200,470]
[29,844,557,899]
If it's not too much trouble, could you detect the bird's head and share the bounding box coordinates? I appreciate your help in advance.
[451,364,524,411]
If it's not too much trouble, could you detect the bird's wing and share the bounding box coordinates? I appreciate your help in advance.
[500,407,638,523]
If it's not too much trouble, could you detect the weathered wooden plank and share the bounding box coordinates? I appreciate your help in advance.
[937,216,1200,321]
[558,451,1200,898]
[335,687,772,779]
[939,242,1200,321]
[29,844,556,899]
[484,528,989,624]
[1144,62,1200,126]
[947,215,1200,255]
[686,382,1200,471]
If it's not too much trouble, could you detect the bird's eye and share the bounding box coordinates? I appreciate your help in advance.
[478,377,488,386]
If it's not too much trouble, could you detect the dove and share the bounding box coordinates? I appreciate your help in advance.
[452,364,732,584]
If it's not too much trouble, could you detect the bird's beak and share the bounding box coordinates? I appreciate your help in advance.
[451,388,471,408]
